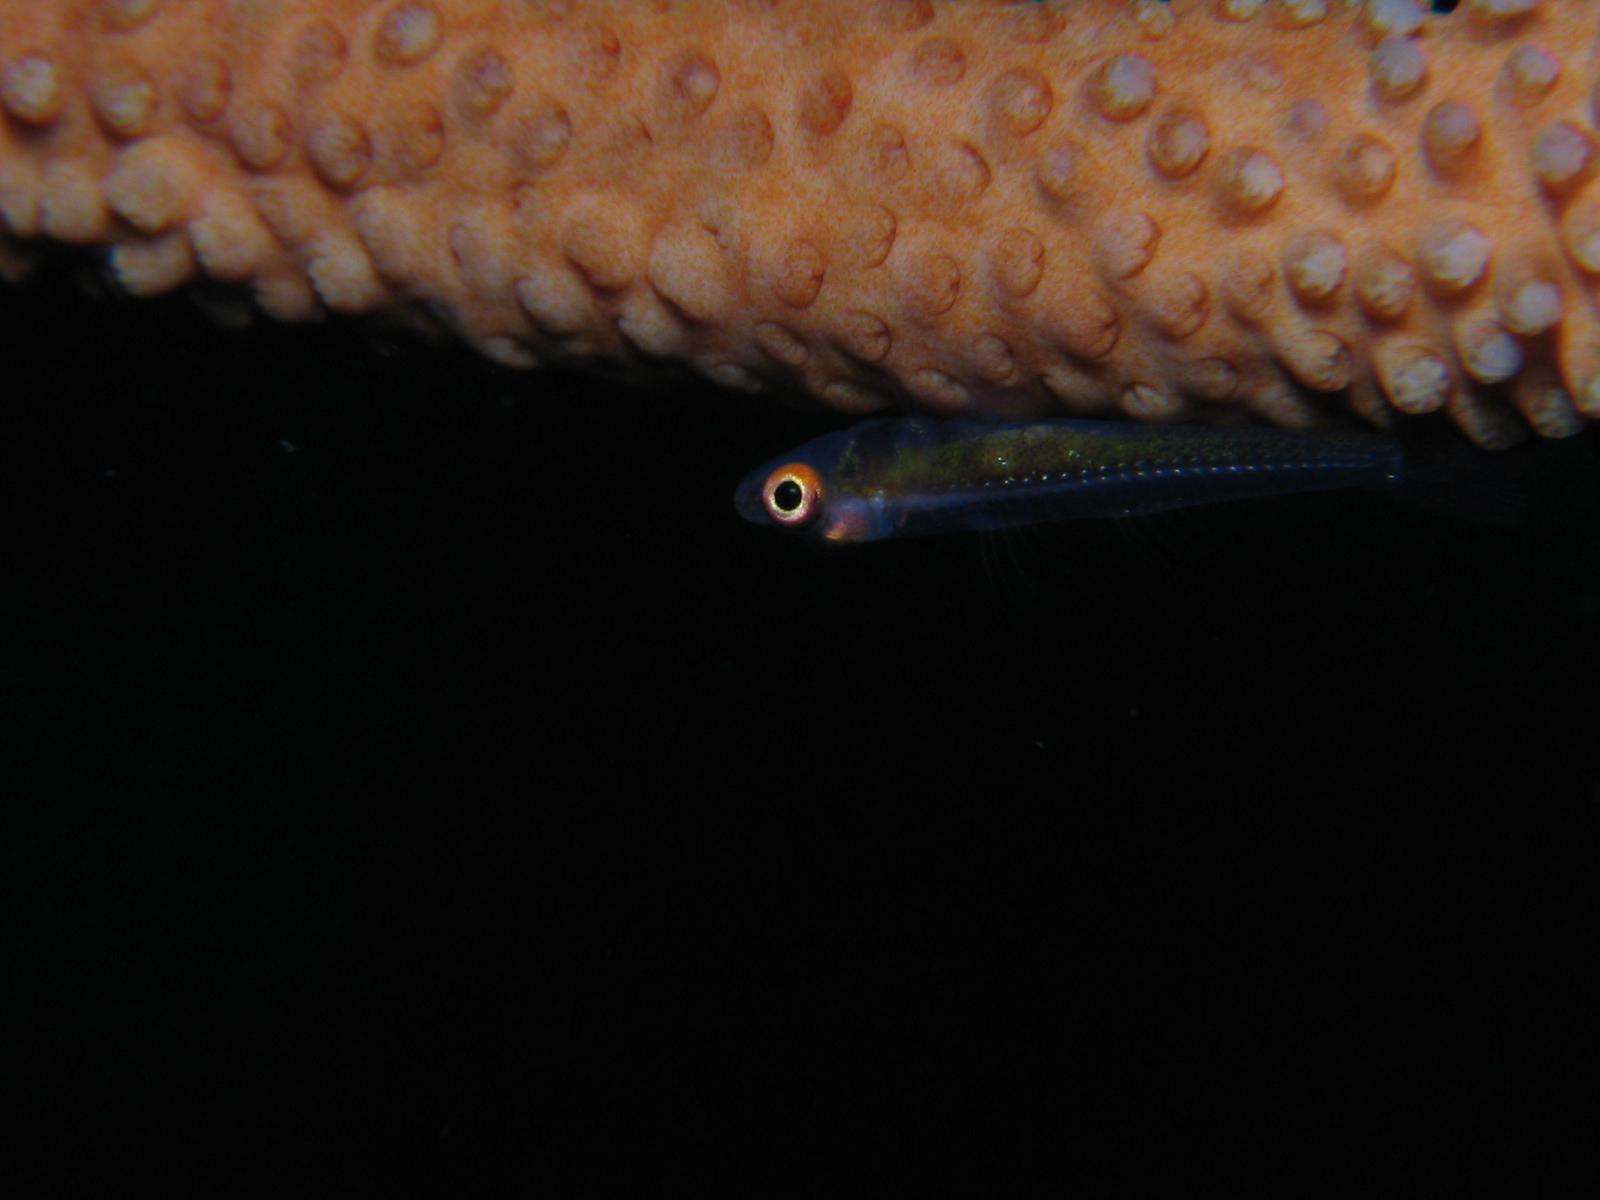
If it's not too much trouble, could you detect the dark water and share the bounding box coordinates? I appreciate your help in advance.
[4,252,1597,1190]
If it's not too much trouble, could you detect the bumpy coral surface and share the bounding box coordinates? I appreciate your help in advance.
[2,0,1598,446]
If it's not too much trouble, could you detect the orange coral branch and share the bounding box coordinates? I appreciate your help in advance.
[2,0,1597,446]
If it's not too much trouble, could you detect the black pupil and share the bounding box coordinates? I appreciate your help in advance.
[773,479,805,513]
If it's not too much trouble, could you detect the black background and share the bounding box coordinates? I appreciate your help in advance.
[5,245,1598,1190]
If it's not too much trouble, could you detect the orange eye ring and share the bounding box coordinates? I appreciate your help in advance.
[761,462,825,530]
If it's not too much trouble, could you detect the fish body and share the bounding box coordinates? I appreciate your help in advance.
[1,1,1599,446]
[736,417,1408,541]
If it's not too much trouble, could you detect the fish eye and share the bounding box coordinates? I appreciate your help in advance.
[762,462,825,530]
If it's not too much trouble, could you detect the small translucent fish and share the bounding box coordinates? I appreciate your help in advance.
[736,418,1409,543]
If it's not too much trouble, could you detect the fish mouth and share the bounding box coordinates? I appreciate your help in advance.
[733,468,772,526]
